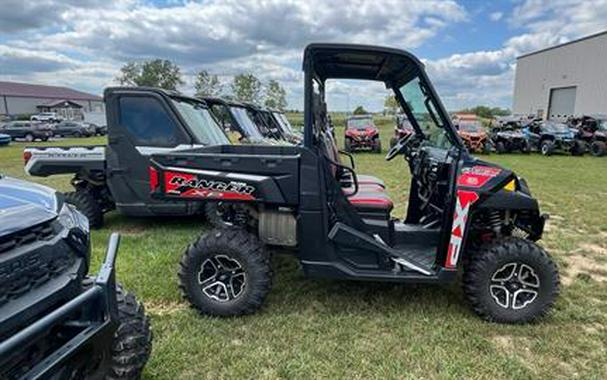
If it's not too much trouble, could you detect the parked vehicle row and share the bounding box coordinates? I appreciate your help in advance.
[0,120,106,141]
[8,42,567,376]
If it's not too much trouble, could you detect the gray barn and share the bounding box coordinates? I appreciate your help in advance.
[0,81,104,119]
[512,30,607,120]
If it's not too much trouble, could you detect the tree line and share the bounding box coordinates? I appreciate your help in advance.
[116,59,288,110]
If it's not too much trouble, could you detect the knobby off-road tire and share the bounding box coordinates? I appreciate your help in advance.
[590,141,606,157]
[105,284,152,380]
[463,237,559,324]
[540,140,554,156]
[179,229,272,317]
[495,141,506,154]
[571,140,585,156]
[64,190,104,228]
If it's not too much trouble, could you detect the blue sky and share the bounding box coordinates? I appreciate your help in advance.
[1,0,606,111]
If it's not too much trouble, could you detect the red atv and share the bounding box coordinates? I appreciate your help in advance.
[569,115,607,156]
[344,115,381,153]
[390,114,414,148]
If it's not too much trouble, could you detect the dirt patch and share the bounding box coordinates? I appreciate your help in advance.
[562,251,607,286]
[580,243,607,255]
[145,300,188,316]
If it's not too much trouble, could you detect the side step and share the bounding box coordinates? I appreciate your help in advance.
[328,222,433,275]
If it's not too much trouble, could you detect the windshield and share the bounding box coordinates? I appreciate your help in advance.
[399,76,453,149]
[230,107,264,139]
[272,112,295,134]
[543,122,569,133]
[347,118,374,130]
[458,121,482,132]
[171,98,230,145]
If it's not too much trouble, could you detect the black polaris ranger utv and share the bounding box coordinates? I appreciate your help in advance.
[24,88,231,228]
[149,44,559,324]
[0,175,151,379]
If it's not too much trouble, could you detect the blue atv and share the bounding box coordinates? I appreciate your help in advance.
[523,120,585,156]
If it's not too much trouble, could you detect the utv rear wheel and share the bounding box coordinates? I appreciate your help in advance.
[64,190,104,228]
[463,237,559,324]
[520,140,531,154]
[540,140,554,156]
[590,141,606,157]
[495,141,506,154]
[178,229,272,316]
[571,140,585,156]
[106,284,152,380]
[344,138,352,152]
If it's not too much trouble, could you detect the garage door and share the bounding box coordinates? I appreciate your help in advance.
[548,86,576,120]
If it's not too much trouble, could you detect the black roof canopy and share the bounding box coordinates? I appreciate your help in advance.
[303,43,424,87]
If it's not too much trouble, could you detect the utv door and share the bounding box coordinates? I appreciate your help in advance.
[105,91,199,216]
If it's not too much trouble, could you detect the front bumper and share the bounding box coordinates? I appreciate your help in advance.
[0,234,121,379]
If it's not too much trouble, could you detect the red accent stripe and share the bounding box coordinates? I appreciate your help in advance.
[148,166,159,191]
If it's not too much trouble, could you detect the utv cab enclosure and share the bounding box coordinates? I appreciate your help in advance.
[24,88,230,227]
[150,44,559,324]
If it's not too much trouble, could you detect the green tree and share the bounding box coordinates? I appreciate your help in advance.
[117,59,184,90]
[384,95,399,114]
[459,105,511,119]
[264,80,287,110]
[231,73,262,103]
[353,105,368,115]
[194,70,223,97]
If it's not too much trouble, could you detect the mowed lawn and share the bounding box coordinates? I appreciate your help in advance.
[1,118,606,379]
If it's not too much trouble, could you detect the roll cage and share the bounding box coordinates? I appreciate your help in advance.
[302,43,464,151]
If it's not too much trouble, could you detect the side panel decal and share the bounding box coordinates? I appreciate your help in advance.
[162,170,256,201]
[457,165,501,188]
[446,190,479,268]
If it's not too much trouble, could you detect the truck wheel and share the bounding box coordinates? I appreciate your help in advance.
[540,140,554,156]
[590,141,606,157]
[463,237,559,324]
[495,141,506,154]
[64,190,104,228]
[25,133,34,142]
[178,229,272,317]
[106,284,152,380]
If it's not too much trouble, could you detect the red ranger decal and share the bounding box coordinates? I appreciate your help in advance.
[163,171,256,201]
[457,165,501,188]
[446,190,479,268]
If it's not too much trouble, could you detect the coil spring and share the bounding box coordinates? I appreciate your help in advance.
[487,211,502,233]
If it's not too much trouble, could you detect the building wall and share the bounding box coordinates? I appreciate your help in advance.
[512,32,607,119]
[1,96,104,116]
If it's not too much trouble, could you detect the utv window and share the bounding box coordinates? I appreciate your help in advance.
[229,107,264,140]
[171,98,230,145]
[398,76,453,150]
[119,96,181,147]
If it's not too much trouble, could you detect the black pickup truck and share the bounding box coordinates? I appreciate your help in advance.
[0,175,151,378]
[25,87,231,228]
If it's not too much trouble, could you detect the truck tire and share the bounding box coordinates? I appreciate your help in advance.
[178,229,272,317]
[106,284,152,380]
[463,237,559,324]
[64,190,104,228]
[25,133,34,142]
[590,141,606,157]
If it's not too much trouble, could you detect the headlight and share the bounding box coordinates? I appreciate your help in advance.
[58,202,89,232]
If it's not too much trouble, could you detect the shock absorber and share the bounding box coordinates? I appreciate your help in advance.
[487,211,502,235]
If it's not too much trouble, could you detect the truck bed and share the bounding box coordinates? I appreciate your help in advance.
[24,145,106,177]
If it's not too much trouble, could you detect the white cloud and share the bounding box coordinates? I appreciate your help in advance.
[490,12,503,21]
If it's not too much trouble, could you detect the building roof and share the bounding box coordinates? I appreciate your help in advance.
[517,30,607,60]
[37,99,83,108]
[0,81,101,101]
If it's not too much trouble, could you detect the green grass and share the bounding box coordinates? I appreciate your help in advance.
[1,123,606,379]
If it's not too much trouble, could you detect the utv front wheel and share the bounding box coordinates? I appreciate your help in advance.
[463,237,559,324]
[495,141,506,154]
[179,229,272,316]
[106,284,152,379]
[540,140,554,156]
[64,190,104,228]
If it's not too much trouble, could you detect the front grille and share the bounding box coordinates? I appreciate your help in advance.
[0,220,56,254]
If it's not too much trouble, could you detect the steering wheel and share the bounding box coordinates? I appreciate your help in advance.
[385,133,414,161]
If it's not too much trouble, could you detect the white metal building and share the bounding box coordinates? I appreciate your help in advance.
[512,30,607,120]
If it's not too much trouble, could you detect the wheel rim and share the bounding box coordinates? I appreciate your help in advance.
[489,262,540,310]
[25,134,33,141]
[198,255,246,302]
